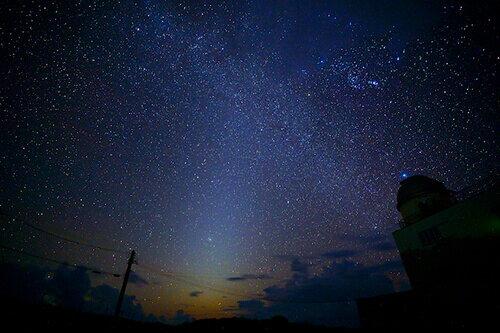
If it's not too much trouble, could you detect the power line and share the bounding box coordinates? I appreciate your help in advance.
[1,211,129,255]
[0,212,365,305]
[0,242,122,277]
[137,263,355,304]
[136,264,262,299]
[137,261,284,281]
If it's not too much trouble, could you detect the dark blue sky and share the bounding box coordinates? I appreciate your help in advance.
[0,0,497,327]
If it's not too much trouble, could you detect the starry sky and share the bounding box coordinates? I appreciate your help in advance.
[0,0,498,327]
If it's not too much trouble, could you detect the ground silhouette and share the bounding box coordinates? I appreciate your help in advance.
[4,298,354,332]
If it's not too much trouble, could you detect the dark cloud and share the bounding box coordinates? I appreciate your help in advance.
[265,260,395,303]
[86,284,152,321]
[169,309,195,325]
[0,262,209,325]
[222,305,239,311]
[0,262,157,321]
[227,274,272,282]
[0,262,90,310]
[227,277,246,281]
[321,249,360,259]
[50,265,91,309]
[129,271,150,287]
[189,291,203,297]
[290,259,309,275]
[0,262,48,304]
[236,259,397,327]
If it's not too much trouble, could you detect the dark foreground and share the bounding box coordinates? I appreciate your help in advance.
[3,300,353,332]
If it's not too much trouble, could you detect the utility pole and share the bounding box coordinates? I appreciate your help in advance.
[114,250,136,319]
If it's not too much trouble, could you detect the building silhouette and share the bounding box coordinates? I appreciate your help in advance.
[357,174,500,328]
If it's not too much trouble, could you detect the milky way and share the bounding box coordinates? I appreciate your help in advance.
[0,0,497,326]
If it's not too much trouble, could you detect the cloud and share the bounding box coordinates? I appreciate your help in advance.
[235,259,397,327]
[129,271,150,287]
[50,264,91,309]
[0,262,48,304]
[290,259,309,275]
[189,291,203,297]
[86,284,153,321]
[0,262,91,310]
[321,249,360,259]
[0,262,158,322]
[227,274,272,282]
[267,260,395,303]
[0,262,205,326]
[169,309,195,325]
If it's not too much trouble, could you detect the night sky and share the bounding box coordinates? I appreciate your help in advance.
[0,0,498,327]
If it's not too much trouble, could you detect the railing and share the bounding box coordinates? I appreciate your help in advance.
[395,172,499,230]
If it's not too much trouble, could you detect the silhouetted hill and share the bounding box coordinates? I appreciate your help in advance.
[179,317,353,332]
[4,298,170,331]
[4,298,354,332]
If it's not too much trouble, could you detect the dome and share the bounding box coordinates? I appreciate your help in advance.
[397,175,450,210]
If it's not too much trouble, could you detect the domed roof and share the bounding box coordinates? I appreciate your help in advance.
[397,175,449,209]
